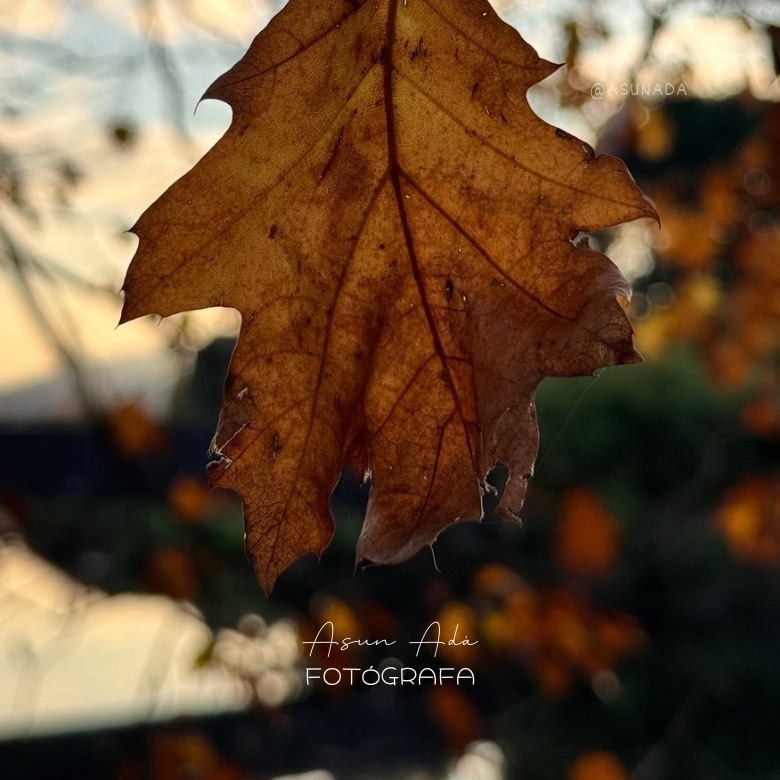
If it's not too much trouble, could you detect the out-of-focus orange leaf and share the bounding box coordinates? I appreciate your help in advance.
[539,591,591,664]
[568,751,628,780]
[634,109,674,161]
[632,308,675,358]
[435,601,479,665]
[742,393,779,437]
[732,228,780,354]
[584,612,645,677]
[705,338,752,388]
[145,546,199,601]
[534,648,571,698]
[536,589,642,694]
[168,474,214,522]
[472,563,536,650]
[673,275,720,337]
[624,97,778,399]
[471,562,524,599]
[488,587,538,651]
[653,204,718,269]
[426,684,482,754]
[315,596,362,643]
[699,166,736,225]
[214,763,245,780]
[714,477,780,564]
[151,732,219,780]
[470,568,643,696]
[356,599,400,640]
[554,487,621,576]
[593,613,645,660]
[633,274,723,359]
[107,401,170,457]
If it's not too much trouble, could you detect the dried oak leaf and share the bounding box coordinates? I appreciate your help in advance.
[120,0,656,591]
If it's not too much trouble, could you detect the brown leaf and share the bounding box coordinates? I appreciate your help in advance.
[121,0,655,591]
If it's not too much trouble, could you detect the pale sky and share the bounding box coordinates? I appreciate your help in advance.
[0,539,310,738]
[0,541,249,738]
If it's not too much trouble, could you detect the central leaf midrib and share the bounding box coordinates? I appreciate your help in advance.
[383,0,478,477]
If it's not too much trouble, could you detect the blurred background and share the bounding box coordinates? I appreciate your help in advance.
[1,0,778,777]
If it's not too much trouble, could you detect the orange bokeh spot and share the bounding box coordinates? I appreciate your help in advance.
[168,474,213,522]
[568,751,628,780]
[554,487,621,576]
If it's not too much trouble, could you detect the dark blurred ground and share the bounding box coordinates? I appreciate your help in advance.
[1,328,778,779]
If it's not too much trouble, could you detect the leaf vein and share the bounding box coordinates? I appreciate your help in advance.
[392,65,639,212]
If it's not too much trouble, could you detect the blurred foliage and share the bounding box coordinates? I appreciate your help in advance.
[1,0,779,779]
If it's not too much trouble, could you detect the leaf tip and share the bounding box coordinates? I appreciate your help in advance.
[542,59,565,78]
[117,291,147,326]
[623,346,643,365]
[116,292,133,326]
[642,197,661,227]
[498,506,523,524]
[248,547,282,596]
